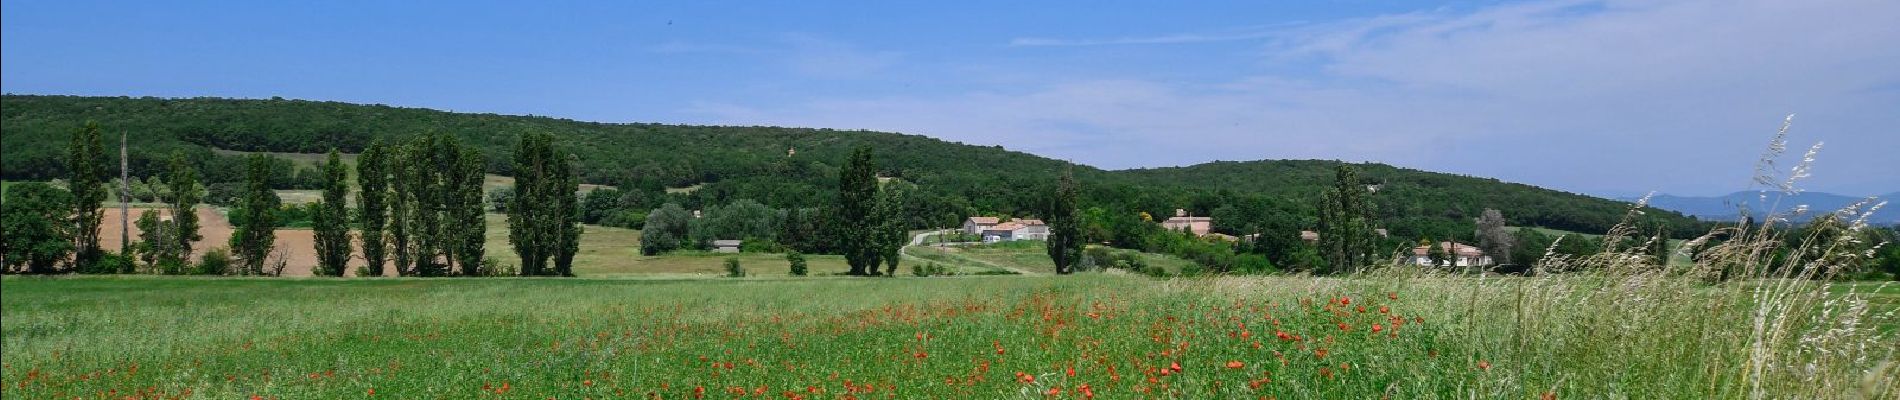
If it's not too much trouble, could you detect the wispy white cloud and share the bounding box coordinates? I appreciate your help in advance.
[691,0,1900,195]
[1008,25,1292,47]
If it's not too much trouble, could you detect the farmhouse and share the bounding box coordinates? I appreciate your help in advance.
[962,216,1000,235]
[1411,241,1491,267]
[979,218,1049,243]
[1159,209,1212,236]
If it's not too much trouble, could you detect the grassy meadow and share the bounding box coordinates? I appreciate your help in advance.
[4,272,1894,399]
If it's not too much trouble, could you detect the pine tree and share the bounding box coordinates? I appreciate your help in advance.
[356,140,390,276]
[164,151,203,266]
[230,155,280,275]
[1046,167,1082,274]
[837,146,880,275]
[68,121,109,272]
[313,149,352,276]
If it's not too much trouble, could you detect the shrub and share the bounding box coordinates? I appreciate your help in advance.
[196,248,232,275]
[80,252,135,275]
[724,257,745,278]
[786,251,807,276]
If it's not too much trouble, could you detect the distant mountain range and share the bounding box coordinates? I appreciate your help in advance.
[1632,191,1900,224]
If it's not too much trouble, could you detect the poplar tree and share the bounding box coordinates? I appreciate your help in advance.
[1046,167,1082,274]
[453,145,488,276]
[165,151,203,266]
[357,140,390,276]
[68,121,109,272]
[1318,165,1375,274]
[508,132,575,276]
[1474,208,1513,266]
[387,144,415,276]
[231,155,280,275]
[508,133,551,275]
[313,149,351,276]
[837,146,879,275]
[872,182,907,275]
[551,152,581,277]
[405,134,444,275]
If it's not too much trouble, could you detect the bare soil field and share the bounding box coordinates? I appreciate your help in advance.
[95,207,390,277]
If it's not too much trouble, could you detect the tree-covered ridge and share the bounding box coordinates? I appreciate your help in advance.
[1111,160,1709,239]
[1,94,1703,238]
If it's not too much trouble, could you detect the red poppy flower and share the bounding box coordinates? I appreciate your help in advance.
[1225,361,1244,369]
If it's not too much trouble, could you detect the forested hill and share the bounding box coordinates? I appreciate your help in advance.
[0,94,1706,239]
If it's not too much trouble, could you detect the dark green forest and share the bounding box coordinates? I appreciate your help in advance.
[1,94,1709,244]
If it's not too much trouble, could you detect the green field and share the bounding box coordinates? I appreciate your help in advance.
[5,273,1892,399]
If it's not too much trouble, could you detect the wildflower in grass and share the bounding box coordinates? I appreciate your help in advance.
[1170,361,1183,373]
[1078,383,1095,398]
[1045,386,1062,396]
[1066,367,1076,377]
[693,385,705,398]
[1226,361,1245,369]
[1541,392,1557,400]
[1320,367,1334,379]
[1378,305,1389,314]
[367,388,374,396]
[583,379,593,387]
[1478,360,1492,372]
[1017,372,1035,383]
[1371,324,1384,333]
[1388,292,1398,300]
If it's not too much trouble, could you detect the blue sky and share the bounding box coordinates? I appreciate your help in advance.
[5,0,1897,197]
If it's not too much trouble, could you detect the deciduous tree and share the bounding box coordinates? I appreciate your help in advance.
[1474,208,1514,266]
[164,151,203,265]
[1,183,74,273]
[230,155,280,275]
[1317,165,1376,274]
[313,149,351,276]
[68,121,109,271]
[837,146,880,275]
[1046,167,1082,274]
[356,140,390,276]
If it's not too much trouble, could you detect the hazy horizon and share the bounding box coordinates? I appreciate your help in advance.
[5,0,1896,197]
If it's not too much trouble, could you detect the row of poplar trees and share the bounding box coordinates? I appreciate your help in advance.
[8,122,576,277]
[347,133,488,276]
